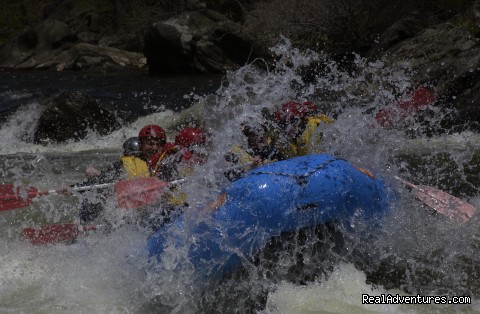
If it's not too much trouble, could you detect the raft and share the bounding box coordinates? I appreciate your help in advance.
[147,154,392,278]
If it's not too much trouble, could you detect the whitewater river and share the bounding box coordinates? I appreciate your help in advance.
[1,39,480,313]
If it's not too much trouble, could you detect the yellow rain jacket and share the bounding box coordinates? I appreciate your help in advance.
[121,155,187,207]
[278,114,334,158]
[230,145,256,166]
[163,187,187,206]
[120,156,150,179]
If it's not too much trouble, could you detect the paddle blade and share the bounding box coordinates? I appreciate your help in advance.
[115,177,169,209]
[0,184,43,211]
[23,223,97,245]
[413,185,476,224]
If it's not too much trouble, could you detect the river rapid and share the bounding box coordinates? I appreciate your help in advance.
[1,38,480,313]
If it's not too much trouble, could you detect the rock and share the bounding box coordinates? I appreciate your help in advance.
[368,13,438,58]
[34,92,122,144]
[34,18,76,49]
[1,0,480,133]
[17,26,39,51]
[143,21,194,74]
[143,9,259,74]
[37,43,146,71]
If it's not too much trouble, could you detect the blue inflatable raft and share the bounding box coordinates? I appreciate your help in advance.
[147,154,392,278]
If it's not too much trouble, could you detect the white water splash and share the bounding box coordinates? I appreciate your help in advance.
[1,36,479,313]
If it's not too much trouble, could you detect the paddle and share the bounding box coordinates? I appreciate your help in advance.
[3,161,251,212]
[115,177,184,209]
[395,176,476,224]
[22,162,254,245]
[20,176,206,245]
[0,182,114,211]
[1,177,178,212]
[23,223,98,245]
[111,162,251,209]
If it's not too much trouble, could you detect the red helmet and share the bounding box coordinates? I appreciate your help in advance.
[397,87,436,112]
[274,101,318,122]
[175,127,206,147]
[138,125,166,141]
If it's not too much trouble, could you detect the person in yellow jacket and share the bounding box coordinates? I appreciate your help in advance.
[224,122,280,181]
[78,124,178,225]
[149,127,209,208]
[225,101,333,181]
[119,136,149,178]
[272,101,334,159]
[85,136,142,178]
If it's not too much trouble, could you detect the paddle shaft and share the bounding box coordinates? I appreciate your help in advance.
[55,182,115,195]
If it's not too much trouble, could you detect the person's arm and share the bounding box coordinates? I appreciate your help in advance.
[96,160,126,184]
[85,166,101,178]
[224,147,255,181]
[72,160,125,190]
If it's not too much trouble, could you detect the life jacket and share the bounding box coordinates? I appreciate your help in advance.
[121,142,178,179]
[297,114,334,155]
[223,145,255,181]
[120,156,150,179]
[150,143,191,207]
[175,148,208,178]
[149,143,178,177]
[179,149,208,165]
[230,145,256,165]
[277,114,334,158]
[163,188,188,206]
[122,146,187,209]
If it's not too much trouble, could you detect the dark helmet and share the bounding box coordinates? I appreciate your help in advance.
[122,137,140,156]
[175,127,206,147]
[138,125,166,143]
[274,101,318,123]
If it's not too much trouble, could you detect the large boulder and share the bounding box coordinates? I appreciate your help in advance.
[34,91,122,144]
[143,9,262,74]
